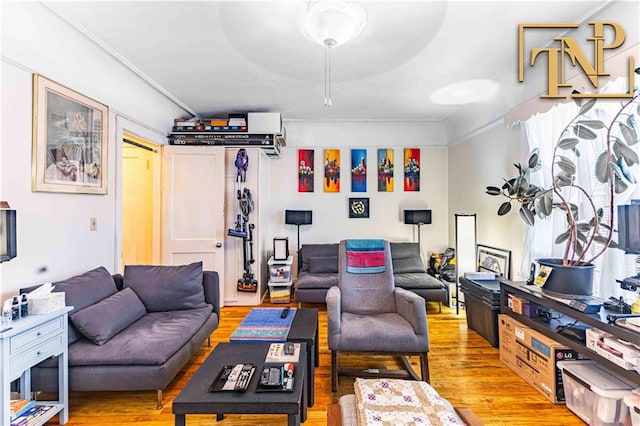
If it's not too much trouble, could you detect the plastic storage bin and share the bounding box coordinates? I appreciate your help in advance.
[268,281,292,304]
[459,277,501,347]
[558,360,637,425]
[268,256,293,283]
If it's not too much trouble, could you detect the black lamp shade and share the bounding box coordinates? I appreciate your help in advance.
[618,204,640,254]
[404,209,432,225]
[0,209,17,263]
[285,210,313,225]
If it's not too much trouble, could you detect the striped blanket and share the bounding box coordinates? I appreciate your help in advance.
[346,239,386,274]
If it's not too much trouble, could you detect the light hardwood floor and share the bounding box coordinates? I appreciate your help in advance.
[44,300,585,425]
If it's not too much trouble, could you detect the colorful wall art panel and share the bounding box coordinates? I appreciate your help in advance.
[404,148,420,191]
[298,149,314,192]
[377,148,394,192]
[324,149,340,192]
[351,149,367,192]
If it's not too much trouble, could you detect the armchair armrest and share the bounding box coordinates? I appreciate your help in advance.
[326,286,342,336]
[203,271,220,317]
[394,288,428,335]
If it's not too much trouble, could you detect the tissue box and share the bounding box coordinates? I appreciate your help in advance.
[29,292,65,314]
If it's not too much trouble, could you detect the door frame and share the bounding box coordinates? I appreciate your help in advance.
[115,116,164,273]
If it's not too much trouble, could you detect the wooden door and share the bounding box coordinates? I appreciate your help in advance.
[162,146,225,304]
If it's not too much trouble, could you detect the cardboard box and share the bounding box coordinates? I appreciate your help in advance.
[29,292,65,315]
[499,314,587,404]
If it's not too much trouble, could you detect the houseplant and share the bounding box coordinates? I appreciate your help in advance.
[486,79,640,296]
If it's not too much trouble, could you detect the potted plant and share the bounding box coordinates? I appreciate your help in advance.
[486,79,640,296]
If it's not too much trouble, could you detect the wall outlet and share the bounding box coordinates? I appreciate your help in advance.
[89,217,97,231]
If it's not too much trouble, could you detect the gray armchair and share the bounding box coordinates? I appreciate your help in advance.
[326,240,430,392]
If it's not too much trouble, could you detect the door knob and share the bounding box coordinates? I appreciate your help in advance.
[216,243,223,248]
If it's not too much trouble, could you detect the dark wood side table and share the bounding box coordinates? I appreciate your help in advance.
[287,308,318,407]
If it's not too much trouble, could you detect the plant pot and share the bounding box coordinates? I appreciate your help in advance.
[537,258,595,298]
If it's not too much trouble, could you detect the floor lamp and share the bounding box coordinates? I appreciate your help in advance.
[285,210,313,273]
[404,209,432,245]
[455,213,477,314]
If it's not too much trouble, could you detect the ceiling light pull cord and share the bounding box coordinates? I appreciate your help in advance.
[324,38,336,107]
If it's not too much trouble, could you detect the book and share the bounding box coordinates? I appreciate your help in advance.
[10,400,35,421]
[11,405,53,426]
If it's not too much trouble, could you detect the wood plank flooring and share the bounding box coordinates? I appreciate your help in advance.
[44,301,585,425]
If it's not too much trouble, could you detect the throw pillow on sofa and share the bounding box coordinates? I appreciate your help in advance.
[70,287,146,345]
[308,256,339,274]
[124,261,207,312]
[392,256,427,274]
[52,266,119,344]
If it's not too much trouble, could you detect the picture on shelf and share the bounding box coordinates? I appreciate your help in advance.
[476,244,512,279]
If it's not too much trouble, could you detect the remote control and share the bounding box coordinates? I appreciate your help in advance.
[234,364,254,391]
[281,307,290,318]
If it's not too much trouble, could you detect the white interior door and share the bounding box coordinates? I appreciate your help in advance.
[162,146,225,305]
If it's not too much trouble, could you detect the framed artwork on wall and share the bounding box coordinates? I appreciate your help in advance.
[349,197,369,218]
[377,148,394,192]
[404,148,420,192]
[298,149,314,192]
[351,149,367,192]
[324,149,340,192]
[32,74,109,194]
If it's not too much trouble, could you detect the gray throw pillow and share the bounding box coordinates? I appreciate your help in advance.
[52,266,118,344]
[308,256,339,274]
[123,262,207,312]
[70,287,146,345]
[392,257,427,274]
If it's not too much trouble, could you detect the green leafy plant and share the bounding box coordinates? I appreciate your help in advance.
[487,80,640,266]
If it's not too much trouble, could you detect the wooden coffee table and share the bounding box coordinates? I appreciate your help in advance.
[173,342,307,426]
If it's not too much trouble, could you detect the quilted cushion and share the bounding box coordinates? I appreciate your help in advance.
[308,256,339,274]
[71,288,146,345]
[124,262,207,312]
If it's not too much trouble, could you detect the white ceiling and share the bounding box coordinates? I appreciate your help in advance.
[46,1,611,123]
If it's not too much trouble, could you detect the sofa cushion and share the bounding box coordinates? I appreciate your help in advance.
[300,244,339,271]
[394,272,443,290]
[52,266,118,344]
[70,288,146,346]
[308,256,339,274]
[67,305,213,365]
[392,256,427,274]
[124,262,207,312]
[296,270,338,290]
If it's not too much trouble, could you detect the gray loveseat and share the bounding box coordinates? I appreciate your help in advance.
[294,242,447,308]
[21,262,219,408]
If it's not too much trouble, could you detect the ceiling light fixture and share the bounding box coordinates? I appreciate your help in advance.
[430,79,500,106]
[299,1,366,107]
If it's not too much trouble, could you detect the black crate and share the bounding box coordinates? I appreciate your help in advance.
[460,277,501,347]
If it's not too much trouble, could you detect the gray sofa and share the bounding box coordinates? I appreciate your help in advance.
[21,262,219,408]
[294,242,447,308]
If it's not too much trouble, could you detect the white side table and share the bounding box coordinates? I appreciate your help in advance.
[1,307,72,425]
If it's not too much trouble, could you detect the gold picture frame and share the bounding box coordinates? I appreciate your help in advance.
[32,74,108,194]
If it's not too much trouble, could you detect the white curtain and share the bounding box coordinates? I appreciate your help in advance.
[521,78,640,301]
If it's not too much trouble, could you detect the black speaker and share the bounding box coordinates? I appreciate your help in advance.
[404,209,432,225]
[285,210,312,225]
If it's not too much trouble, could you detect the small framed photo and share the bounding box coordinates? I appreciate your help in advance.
[349,197,369,219]
[476,244,512,279]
